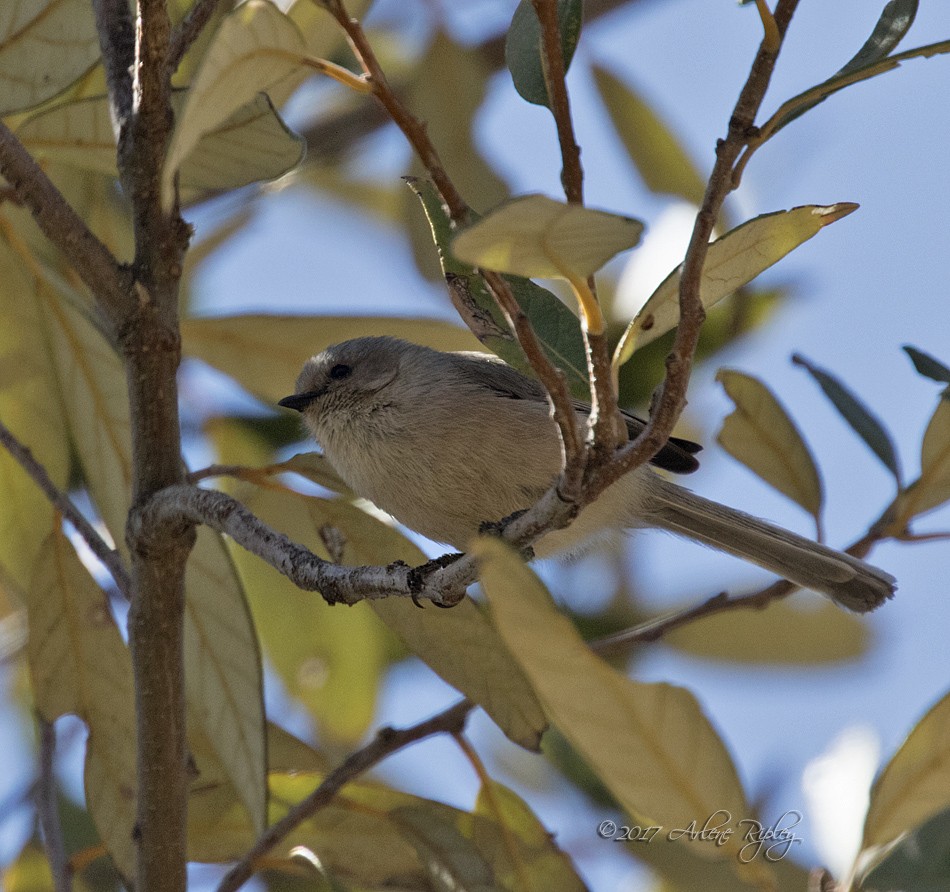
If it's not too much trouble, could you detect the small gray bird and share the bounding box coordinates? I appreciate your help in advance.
[279,336,895,612]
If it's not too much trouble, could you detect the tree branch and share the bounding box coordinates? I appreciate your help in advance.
[0,418,131,597]
[121,2,194,889]
[216,699,473,892]
[168,0,227,74]
[0,122,132,329]
[35,716,71,892]
[590,0,802,497]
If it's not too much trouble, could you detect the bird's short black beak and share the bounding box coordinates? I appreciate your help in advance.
[278,392,318,412]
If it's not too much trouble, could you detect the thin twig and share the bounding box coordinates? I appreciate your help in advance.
[0,122,131,329]
[216,699,473,892]
[323,0,468,223]
[591,0,802,498]
[35,716,72,892]
[531,0,583,204]
[168,0,226,73]
[0,419,131,597]
[591,522,881,654]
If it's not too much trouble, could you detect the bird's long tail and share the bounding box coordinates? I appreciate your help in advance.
[641,478,895,612]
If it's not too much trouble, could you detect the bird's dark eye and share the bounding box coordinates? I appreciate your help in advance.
[329,363,352,380]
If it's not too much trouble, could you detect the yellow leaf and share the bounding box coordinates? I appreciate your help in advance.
[476,538,760,878]
[19,92,304,196]
[0,232,69,590]
[185,527,267,833]
[27,529,137,879]
[163,0,308,204]
[181,314,482,404]
[231,485,389,744]
[593,65,706,206]
[36,274,132,557]
[666,600,870,664]
[863,687,950,850]
[3,843,55,891]
[0,0,100,114]
[614,204,858,366]
[473,780,587,891]
[895,396,950,520]
[716,369,824,524]
[305,495,548,751]
[452,194,645,281]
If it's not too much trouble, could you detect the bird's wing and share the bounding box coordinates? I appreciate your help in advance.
[448,351,701,474]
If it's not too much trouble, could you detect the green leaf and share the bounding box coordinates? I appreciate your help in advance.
[903,345,950,385]
[3,843,55,891]
[766,5,942,140]
[453,193,644,282]
[476,539,765,883]
[716,369,824,525]
[391,805,496,892]
[0,0,100,114]
[861,804,950,892]
[27,529,137,879]
[863,688,950,851]
[838,0,918,77]
[185,528,267,833]
[407,177,589,398]
[792,353,901,484]
[592,65,706,206]
[896,395,950,519]
[163,0,309,204]
[614,204,857,366]
[505,0,583,108]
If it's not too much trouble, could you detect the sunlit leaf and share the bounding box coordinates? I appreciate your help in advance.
[476,539,764,882]
[185,527,267,833]
[408,177,589,398]
[473,780,587,891]
[21,90,303,197]
[0,232,69,590]
[453,193,644,282]
[614,204,857,365]
[716,369,824,524]
[181,314,482,405]
[665,600,870,664]
[903,344,950,385]
[896,395,950,519]
[0,0,100,114]
[505,0,583,108]
[163,0,309,204]
[178,93,304,195]
[769,0,919,135]
[27,529,137,879]
[592,65,706,206]
[792,353,901,484]
[863,688,950,851]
